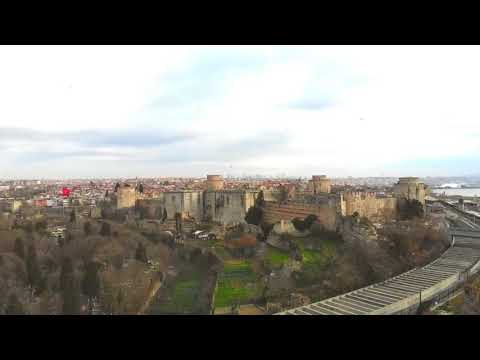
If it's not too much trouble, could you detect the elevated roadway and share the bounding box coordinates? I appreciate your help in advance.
[276,220,480,315]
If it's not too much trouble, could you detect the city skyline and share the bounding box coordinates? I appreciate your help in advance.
[1,45,480,178]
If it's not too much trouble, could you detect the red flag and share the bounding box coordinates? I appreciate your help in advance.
[62,187,71,198]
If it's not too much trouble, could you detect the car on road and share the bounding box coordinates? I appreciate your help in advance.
[192,230,216,241]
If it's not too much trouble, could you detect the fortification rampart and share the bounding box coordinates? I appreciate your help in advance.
[342,191,397,221]
[117,186,137,209]
[206,175,224,191]
[263,201,338,231]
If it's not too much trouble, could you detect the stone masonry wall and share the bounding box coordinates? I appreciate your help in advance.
[342,192,397,221]
[263,201,338,231]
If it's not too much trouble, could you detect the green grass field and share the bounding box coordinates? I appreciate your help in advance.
[265,246,290,268]
[296,237,339,286]
[214,259,260,308]
[149,272,203,314]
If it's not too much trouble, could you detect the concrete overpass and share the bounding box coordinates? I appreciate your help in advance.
[276,227,480,315]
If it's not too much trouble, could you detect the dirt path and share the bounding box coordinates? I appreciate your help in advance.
[137,272,164,315]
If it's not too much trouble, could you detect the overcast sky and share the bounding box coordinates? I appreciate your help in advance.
[0,45,479,179]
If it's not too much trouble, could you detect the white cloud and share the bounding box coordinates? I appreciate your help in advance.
[0,45,480,178]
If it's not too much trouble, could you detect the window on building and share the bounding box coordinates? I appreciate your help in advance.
[171,195,176,202]
[226,196,230,206]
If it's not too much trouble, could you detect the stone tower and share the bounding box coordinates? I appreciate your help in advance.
[206,175,224,191]
[117,184,137,209]
[393,177,426,205]
[311,175,331,194]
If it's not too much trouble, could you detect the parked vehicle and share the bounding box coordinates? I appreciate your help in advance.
[192,230,216,241]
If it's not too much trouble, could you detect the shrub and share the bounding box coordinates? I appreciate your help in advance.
[400,199,424,220]
[245,206,263,226]
[292,218,307,231]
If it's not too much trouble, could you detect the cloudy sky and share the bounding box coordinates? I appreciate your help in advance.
[0,45,479,179]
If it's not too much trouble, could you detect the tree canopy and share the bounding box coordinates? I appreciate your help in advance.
[245,206,263,226]
[245,191,266,226]
[99,222,111,237]
[292,214,318,232]
[26,244,43,293]
[84,221,92,236]
[278,186,288,203]
[400,199,424,220]
[255,190,265,207]
[59,257,74,292]
[135,242,148,263]
[82,261,100,300]
[175,212,183,233]
[14,237,25,259]
[5,294,25,315]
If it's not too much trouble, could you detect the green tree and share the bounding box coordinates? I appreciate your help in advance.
[255,190,266,207]
[5,293,25,315]
[65,231,74,244]
[59,257,74,292]
[175,212,183,234]
[245,191,267,226]
[303,214,318,229]
[99,222,111,237]
[291,215,318,232]
[35,219,47,232]
[62,273,81,315]
[401,199,425,220]
[26,244,43,293]
[292,217,307,231]
[138,183,144,193]
[114,183,120,192]
[24,221,33,234]
[116,289,125,314]
[138,207,148,220]
[59,257,81,315]
[135,242,148,263]
[14,237,25,259]
[83,221,92,236]
[278,186,288,203]
[245,206,263,226]
[82,261,100,313]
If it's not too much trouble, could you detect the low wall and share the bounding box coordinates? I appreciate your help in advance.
[263,201,338,231]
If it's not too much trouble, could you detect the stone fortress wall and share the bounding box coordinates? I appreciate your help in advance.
[393,177,426,207]
[130,174,428,227]
[206,175,224,191]
[263,175,426,227]
[204,190,259,225]
[117,185,137,209]
[136,175,258,225]
[163,191,204,220]
[341,191,398,221]
[263,202,339,232]
[311,175,332,194]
